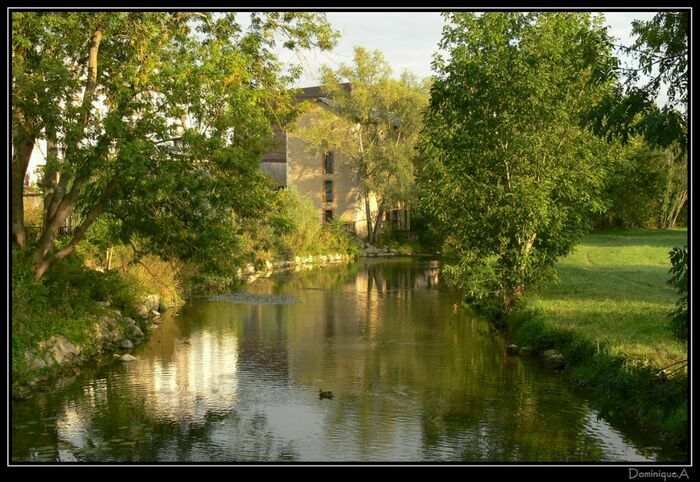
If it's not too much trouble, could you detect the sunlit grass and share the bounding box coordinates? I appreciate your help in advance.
[526,228,688,367]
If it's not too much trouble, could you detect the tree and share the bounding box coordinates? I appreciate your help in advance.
[418,12,619,314]
[594,139,687,229]
[587,12,688,146]
[293,47,429,243]
[11,12,338,280]
[584,12,688,229]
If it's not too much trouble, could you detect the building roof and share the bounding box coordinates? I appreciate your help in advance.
[295,83,351,101]
[295,83,399,127]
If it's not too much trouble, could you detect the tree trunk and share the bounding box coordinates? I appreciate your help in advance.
[668,189,688,228]
[403,202,410,232]
[11,136,35,249]
[106,246,114,271]
[33,28,104,280]
[500,232,537,314]
[33,175,118,280]
[502,282,524,314]
[43,128,60,220]
[364,194,373,242]
[372,202,386,244]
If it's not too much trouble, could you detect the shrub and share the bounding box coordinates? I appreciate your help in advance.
[273,187,359,259]
[378,225,425,254]
[667,246,688,340]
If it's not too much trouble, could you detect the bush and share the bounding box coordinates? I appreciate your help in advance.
[273,187,359,259]
[11,250,128,382]
[667,246,688,340]
[378,225,425,254]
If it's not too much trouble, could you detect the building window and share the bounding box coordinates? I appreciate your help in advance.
[324,151,334,174]
[324,210,333,223]
[324,180,333,203]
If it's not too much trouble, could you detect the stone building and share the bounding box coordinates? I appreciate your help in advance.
[261,85,410,237]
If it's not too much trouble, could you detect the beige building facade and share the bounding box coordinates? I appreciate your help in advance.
[262,86,380,237]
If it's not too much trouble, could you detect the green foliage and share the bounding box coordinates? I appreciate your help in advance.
[419,12,618,314]
[378,226,423,255]
[273,187,326,258]
[595,140,666,228]
[629,12,688,113]
[271,187,359,259]
[667,246,688,340]
[41,252,141,314]
[12,12,339,278]
[586,12,687,151]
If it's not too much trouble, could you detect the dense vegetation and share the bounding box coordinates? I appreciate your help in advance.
[11,11,340,282]
[11,10,688,452]
[418,12,620,315]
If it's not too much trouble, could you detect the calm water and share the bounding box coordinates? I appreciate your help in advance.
[11,259,683,462]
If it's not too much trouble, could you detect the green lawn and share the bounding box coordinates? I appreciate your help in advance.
[526,228,688,367]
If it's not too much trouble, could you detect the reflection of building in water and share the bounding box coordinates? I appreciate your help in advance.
[123,330,240,424]
[352,262,442,340]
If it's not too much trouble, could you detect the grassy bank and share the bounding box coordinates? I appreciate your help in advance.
[507,228,688,448]
[11,249,178,396]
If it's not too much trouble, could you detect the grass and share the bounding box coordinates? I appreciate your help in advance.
[11,250,147,392]
[526,228,687,367]
[508,228,688,449]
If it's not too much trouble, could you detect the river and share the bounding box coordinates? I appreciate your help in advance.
[11,258,683,462]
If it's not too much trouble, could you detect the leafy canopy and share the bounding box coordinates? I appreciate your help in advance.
[418,12,619,313]
[12,12,338,278]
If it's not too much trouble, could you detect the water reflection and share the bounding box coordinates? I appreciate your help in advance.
[11,259,682,462]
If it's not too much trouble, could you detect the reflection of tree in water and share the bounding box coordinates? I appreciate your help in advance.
[12,259,669,462]
[19,371,299,461]
[361,260,441,294]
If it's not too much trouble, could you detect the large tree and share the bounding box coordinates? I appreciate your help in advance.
[418,12,619,314]
[294,47,429,243]
[11,12,338,279]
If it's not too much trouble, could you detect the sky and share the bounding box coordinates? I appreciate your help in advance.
[260,11,659,88]
[26,11,664,178]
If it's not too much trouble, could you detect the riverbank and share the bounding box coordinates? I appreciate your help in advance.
[504,229,688,450]
[11,248,359,399]
[14,257,680,462]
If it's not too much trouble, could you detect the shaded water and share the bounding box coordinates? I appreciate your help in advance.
[11,259,683,462]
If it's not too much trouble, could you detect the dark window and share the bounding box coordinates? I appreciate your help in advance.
[325,210,333,223]
[324,152,334,174]
[325,180,333,203]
